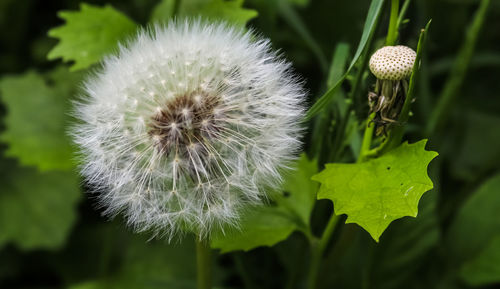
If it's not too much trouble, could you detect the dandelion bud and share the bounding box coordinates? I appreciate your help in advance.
[367,45,416,135]
[369,45,416,81]
[72,20,305,239]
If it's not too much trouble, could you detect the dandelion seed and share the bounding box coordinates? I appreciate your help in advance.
[72,20,306,239]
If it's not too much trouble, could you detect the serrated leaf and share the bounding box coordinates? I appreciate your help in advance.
[0,156,81,250]
[151,0,257,27]
[0,68,81,171]
[47,3,137,71]
[211,154,317,252]
[312,140,438,242]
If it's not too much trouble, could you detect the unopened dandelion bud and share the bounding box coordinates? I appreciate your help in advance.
[367,45,416,135]
[369,45,416,81]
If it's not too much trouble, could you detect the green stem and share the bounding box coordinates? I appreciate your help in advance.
[172,0,181,15]
[396,0,411,29]
[196,238,212,289]
[426,0,491,136]
[358,113,376,162]
[307,214,341,289]
[386,0,400,46]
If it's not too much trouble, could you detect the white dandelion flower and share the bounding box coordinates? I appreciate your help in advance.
[72,19,306,239]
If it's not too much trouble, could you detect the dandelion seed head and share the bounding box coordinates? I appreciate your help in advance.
[72,19,306,239]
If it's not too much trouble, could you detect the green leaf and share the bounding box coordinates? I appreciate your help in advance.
[47,3,137,71]
[0,156,81,250]
[151,0,258,27]
[150,0,176,21]
[312,140,438,242]
[211,206,298,253]
[0,67,81,171]
[211,154,318,253]
[197,0,257,26]
[305,0,385,119]
[277,155,318,227]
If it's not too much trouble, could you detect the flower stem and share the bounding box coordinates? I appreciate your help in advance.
[172,0,181,15]
[307,213,341,289]
[358,112,376,162]
[196,238,212,289]
[386,0,400,46]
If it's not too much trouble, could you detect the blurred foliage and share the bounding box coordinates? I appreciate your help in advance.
[0,67,81,170]
[48,3,137,71]
[151,0,257,26]
[0,0,499,289]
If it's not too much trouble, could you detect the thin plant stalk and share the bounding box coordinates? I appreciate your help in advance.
[196,238,212,289]
[386,0,400,46]
[306,214,341,289]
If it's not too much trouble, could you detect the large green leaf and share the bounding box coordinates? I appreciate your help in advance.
[211,154,318,253]
[0,156,81,250]
[47,3,137,71]
[151,0,257,27]
[312,140,438,241]
[0,68,81,171]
